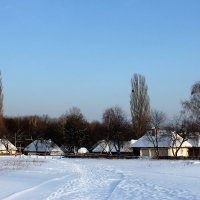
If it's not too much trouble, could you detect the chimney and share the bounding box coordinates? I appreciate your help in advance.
[151,127,157,136]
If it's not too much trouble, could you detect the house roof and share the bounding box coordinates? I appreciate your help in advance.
[24,140,64,153]
[92,140,133,153]
[78,147,88,154]
[130,139,137,145]
[131,130,192,148]
[0,139,17,151]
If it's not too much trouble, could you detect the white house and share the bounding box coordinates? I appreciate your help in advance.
[24,139,64,156]
[0,139,17,155]
[131,130,192,157]
[92,140,133,154]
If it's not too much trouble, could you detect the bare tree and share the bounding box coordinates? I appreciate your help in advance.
[146,110,166,159]
[170,129,189,158]
[59,107,88,153]
[0,71,7,137]
[164,114,191,158]
[145,128,162,158]
[102,106,128,155]
[0,73,11,153]
[89,121,107,149]
[0,71,3,117]
[130,73,150,139]
[182,81,200,131]
[150,109,166,129]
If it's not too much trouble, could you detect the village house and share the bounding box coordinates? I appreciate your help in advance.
[131,130,192,158]
[0,139,17,155]
[24,139,64,156]
[92,140,134,154]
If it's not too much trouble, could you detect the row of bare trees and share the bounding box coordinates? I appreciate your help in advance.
[0,70,199,155]
[3,106,132,153]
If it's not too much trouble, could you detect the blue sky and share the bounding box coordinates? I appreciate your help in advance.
[0,0,200,121]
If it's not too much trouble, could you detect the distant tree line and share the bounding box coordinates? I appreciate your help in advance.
[3,106,132,152]
[0,71,199,154]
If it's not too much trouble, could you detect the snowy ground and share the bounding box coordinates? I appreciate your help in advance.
[0,156,200,200]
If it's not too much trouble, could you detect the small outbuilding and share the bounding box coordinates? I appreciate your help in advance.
[92,140,133,154]
[0,139,17,155]
[24,139,64,156]
[78,147,89,154]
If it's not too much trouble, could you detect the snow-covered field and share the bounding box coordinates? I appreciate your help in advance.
[0,156,200,200]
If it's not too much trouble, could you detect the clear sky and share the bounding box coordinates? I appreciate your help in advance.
[0,0,200,122]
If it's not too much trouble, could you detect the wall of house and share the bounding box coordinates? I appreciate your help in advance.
[24,151,47,155]
[140,148,169,157]
[140,148,149,156]
[157,148,168,157]
[0,150,17,155]
[148,148,168,157]
[0,150,7,154]
[10,150,17,155]
[50,151,64,156]
[149,149,156,157]
[168,148,189,157]
[140,148,188,157]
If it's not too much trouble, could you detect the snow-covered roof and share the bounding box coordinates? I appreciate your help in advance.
[131,130,192,148]
[130,139,137,145]
[60,145,71,152]
[0,139,17,151]
[24,140,64,154]
[78,147,89,154]
[92,140,133,153]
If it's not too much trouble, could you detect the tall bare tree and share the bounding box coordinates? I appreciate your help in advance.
[0,71,3,117]
[182,81,200,131]
[130,73,150,139]
[0,71,6,137]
